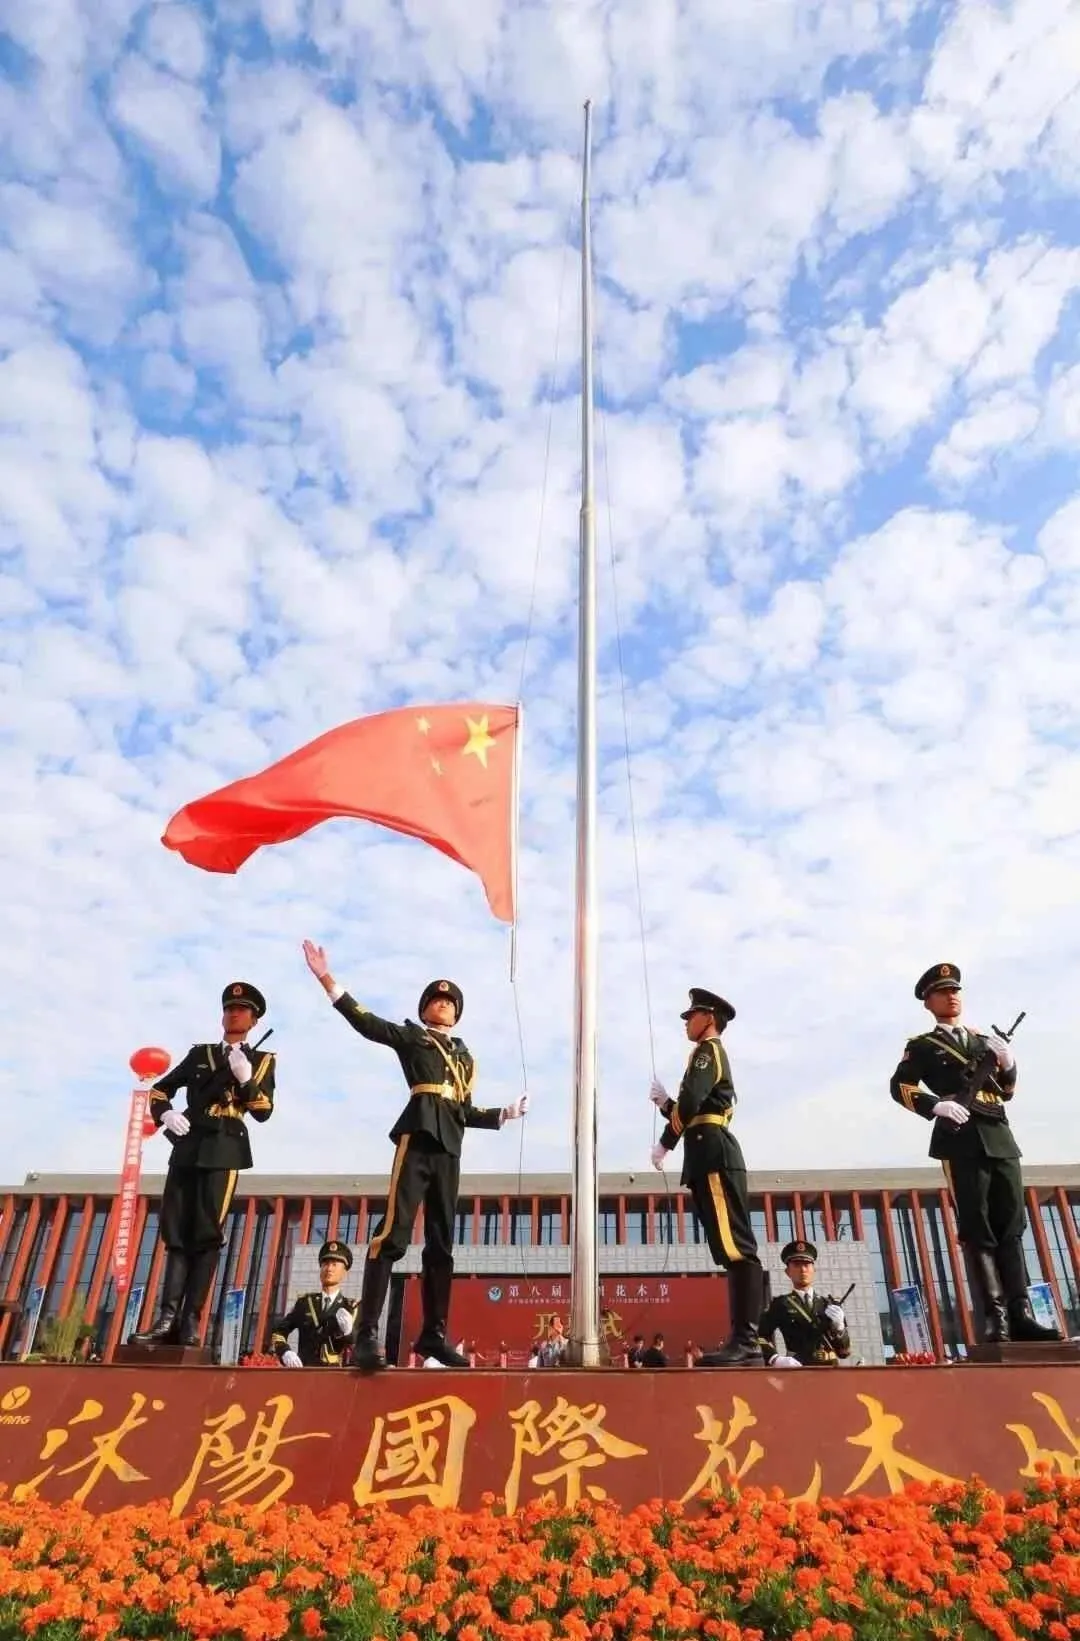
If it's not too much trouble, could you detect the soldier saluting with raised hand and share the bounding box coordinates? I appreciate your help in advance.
[890,962,1060,1345]
[302,939,528,1370]
[650,986,764,1366]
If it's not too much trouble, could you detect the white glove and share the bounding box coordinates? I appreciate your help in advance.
[984,1032,1015,1070]
[281,1350,303,1369]
[228,1046,252,1085]
[824,1304,845,1330]
[332,1306,354,1336]
[650,1141,668,1170]
[932,1099,969,1125]
[649,1078,669,1107]
[770,1354,802,1368]
[501,1094,529,1123]
[161,1109,190,1137]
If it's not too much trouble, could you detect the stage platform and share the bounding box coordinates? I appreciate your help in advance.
[0,1360,1074,1516]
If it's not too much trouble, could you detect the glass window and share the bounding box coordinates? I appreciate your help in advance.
[624,1207,647,1246]
[598,1200,618,1246]
[308,1207,331,1248]
[773,1200,796,1246]
[686,1204,705,1244]
[337,1207,358,1244]
[74,1207,109,1303]
[538,1201,563,1245]
[0,1204,30,1293]
[20,1203,56,1302]
[42,1206,84,1319]
[1040,1203,1080,1334]
[655,1201,676,1244]
[364,1200,386,1242]
[241,1205,277,1352]
[802,1205,826,1245]
[831,1198,855,1242]
[510,1210,531,1245]
[453,1207,474,1245]
[750,1209,767,1248]
[920,1199,964,1358]
[480,1201,502,1245]
[856,1201,895,1353]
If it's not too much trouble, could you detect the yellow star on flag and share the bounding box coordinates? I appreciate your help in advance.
[462,714,496,767]
[416,716,431,735]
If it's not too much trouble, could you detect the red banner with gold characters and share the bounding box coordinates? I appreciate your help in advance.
[112,1088,149,1294]
[0,1363,1075,1517]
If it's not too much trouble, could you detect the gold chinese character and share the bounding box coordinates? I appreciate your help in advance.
[1007,1392,1080,1478]
[353,1395,475,1508]
[504,1396,647,1513]
[679,1398,764,1503]
[12,1393,164,1505]
[600,1308,624,1343]
[844,1394,961,1494]
[171,1394,331,1516]
[788,1463,823,1505]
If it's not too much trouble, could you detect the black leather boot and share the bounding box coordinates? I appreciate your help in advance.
[351,1255,391,1369]
[415,1254,469,1366]
[997,1238,1062,1342]
[177,1248,219,1347]
[698,1261,765,1366]
[973,1248,1010,1343]
[131,1251,187,1345]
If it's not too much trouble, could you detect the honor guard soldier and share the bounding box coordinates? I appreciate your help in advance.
[303,940,528,1370]
[269,1240,358,1367]
[650,986,764,1366]
[890,963,1060,1344]
[135,982,275,1347]
[758,1239,852,1367]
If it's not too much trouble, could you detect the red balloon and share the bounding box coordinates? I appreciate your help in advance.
[130,1046,171,1081]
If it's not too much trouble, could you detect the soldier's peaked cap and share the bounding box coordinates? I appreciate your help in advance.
[781,1239,818,1264]
[915,962,961,1001]
[418,978,463,1020]
[222,982,266,1018]
[318,1240,353,1270]
[680,986,735,1024]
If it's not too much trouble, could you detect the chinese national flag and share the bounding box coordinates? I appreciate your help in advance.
[162,703,520,922]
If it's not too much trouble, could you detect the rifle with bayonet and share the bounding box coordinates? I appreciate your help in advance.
[954,1011,1025,1115]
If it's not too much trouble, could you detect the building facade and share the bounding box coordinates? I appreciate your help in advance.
[1,1165,1077,1361]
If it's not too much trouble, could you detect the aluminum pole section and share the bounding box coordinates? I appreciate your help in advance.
[567,99,601,1367]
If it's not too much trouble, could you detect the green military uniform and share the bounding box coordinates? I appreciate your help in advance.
[137,982,275,1348]
[270,1241,357,1366]
[331,978,503,1369]
[758,1239,852,1366]
[656,986,763,1366]
[890,962,1058,1344]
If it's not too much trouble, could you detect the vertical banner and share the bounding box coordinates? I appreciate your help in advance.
[1028,1281,1062,1335]
[20,1285,46,1360]
[121,1283,146,1344]
[220,1288,246,1365]
[112,1087,149,1295]
[892,1284,933,1355]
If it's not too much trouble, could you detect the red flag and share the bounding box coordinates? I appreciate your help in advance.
[113,1087,148,1295]
[162,702,520,922]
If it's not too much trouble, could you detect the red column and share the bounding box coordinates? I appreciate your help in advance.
[530,1195,539,1243]
[560,1197,569,1244]
[327,1196,340,1241]
[0,1198,41,1353]
[762,1194,777,1241]
[877,1193,904,1291]
[793,1193,806,1241]
[358,1198,369,1244]
[646,1194,656,1245]
[616,1195,627,1244]
[35,1198,69,1311]
[909,1190,945,1358]
[821,1193,836,1241]
[298,1198,313,1244]
[255,1197,286,1351]
[0,1194,15,1268]
[939,1188,975,1349]
[233,1199,258,1291]
[500,1194,510,1243]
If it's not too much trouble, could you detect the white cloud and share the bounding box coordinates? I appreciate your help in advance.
[3,0,1080,1193]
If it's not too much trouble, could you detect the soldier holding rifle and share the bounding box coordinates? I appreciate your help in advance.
[890,962,1059,1344]
[757,1239,852,1367]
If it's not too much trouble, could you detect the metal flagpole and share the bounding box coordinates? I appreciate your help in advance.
[567,99,601,1367]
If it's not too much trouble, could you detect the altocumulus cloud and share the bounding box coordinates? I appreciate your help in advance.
[2,0,1080,1182]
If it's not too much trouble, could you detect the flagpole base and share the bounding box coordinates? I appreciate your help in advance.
[564,1339,602,1368]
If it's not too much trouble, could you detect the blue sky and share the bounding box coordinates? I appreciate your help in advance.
[3,0,1080,1184]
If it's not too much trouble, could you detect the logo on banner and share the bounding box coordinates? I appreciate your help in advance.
[487,1286,503,1302]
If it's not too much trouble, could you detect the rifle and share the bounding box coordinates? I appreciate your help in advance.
[955,1011,1024,1114]
[807,1282,856,1360]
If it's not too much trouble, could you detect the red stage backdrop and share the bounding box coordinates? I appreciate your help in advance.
[0,1363,1073,1517]
[400,1274,730,1363]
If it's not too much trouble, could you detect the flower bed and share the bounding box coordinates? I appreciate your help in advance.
[0,1476,1077,1641]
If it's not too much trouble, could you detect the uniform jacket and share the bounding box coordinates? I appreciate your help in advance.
[758,1290,852,1366]
[270,1291,357,1366]
[150,1042,275,1171]
[658,1036,747,1186]
[889,1026,1020,1161]
[334,993,503,1159]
